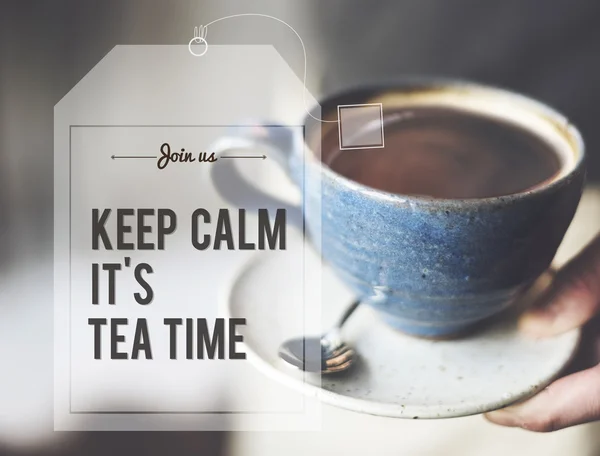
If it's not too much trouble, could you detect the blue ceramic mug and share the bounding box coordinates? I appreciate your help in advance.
[211,79,585,338]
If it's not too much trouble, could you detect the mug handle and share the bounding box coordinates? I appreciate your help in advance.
[210,124,304,228]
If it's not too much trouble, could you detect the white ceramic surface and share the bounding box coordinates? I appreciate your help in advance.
[228,250,581,419]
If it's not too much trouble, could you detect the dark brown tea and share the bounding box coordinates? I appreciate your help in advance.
[322,106,562,199]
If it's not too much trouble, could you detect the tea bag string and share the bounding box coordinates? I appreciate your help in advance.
[201,13,338,124]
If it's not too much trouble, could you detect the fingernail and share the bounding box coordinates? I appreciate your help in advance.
[485,408,521,427]
[518,310,556,337]
[519,299,581,337]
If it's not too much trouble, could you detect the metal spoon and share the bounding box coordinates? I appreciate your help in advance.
[278,300,360,374]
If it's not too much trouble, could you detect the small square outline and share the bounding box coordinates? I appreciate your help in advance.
[337,103,385,150]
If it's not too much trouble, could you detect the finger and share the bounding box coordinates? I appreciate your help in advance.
[485,364,600,432]
[519,233,600,337]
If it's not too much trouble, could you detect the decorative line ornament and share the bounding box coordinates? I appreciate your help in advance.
[188,25,208,57]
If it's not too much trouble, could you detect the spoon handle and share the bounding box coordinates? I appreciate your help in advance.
[336,300,361,329]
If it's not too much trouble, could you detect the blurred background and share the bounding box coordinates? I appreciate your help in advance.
[2,1,600,455]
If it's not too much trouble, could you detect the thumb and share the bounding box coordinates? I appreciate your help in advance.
[519,234,600,337]
[485,365,600,432]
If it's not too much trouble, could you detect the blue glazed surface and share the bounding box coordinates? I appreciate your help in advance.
[297,165,584,338]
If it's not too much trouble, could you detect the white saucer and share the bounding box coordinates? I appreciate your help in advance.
[227,251,580,419]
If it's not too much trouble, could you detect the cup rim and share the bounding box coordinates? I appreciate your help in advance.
[304,78,585,208]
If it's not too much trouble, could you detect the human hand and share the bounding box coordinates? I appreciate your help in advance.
[485,233,600,432]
